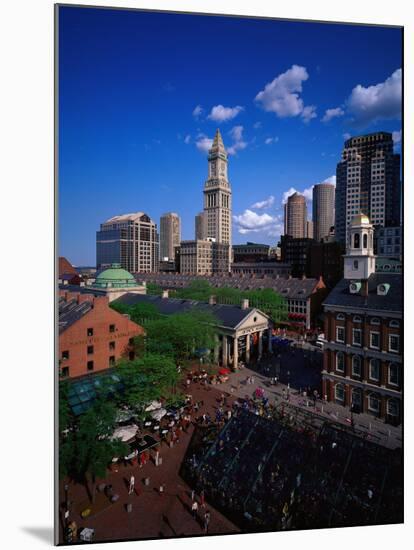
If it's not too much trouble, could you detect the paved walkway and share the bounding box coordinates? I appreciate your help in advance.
[217,365,402,449]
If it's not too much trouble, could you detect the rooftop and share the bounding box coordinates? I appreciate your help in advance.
[323,273,402,313]
[59,296,93,334]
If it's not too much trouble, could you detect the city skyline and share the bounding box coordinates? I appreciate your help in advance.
[58,7,402,265]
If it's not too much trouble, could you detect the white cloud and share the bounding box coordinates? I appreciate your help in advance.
[255,65,316,123]
[207,104,244,122]
[250,195,275,209]
[322,107,345,123]
[253,121,262,129]
[192,105,203,119]
[392,130,402,145]
[343,132,351,140]
[264,136,279,145]
[346,68,402,126]
[195,133,213,153]
[301,105,317,123]
[282,186,313,204]
[227,125,247,156]
[323,175,337,186]
[184,134,191,144]
[233,210,282,236]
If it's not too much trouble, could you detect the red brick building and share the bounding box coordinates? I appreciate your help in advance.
[322,215,402,424]
[59,290,144,379]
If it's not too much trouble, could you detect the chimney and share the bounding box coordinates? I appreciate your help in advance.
[162,289,169,299]
[209,295,216,305]
[241,298,249,310]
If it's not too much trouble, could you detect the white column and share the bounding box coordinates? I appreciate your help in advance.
[245,333,250,363]
[233,335,239,368]
[258,331,263,358]
[222,336,228,367]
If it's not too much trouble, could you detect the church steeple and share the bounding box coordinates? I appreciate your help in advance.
[343,212,376,280]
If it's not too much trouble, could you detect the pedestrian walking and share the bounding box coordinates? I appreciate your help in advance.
[192,500,199,519]
[128,475,135,495]
[154,450,160,467]
[204,510,211,533]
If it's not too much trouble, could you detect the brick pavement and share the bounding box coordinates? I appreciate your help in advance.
[59,379,240,544]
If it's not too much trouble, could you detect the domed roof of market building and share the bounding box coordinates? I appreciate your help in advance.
[93,264,137,288]
[351,213,370,226]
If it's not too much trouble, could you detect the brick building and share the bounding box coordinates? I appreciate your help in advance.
[59,291,144,379]
[322,214,402,424]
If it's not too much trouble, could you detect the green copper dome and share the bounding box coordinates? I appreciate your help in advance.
[93,263,137,288]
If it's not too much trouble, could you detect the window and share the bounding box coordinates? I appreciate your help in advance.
[352,355,361,376]
[389,320,400,329]
[370,332,380,349]
[336,313,345,321]
[109,341,116,351]
[336,352,345,372]
[353,260,359,270]
[352,329,362,346]
[87,345,94,355]
[336,326,345,343]
[335,384,345,402]
[109,356,116,366]
[388,363,400,386]
[129,338,134,345]
[87,327,94,337]
[109,324,116,333]
[353,315,362,323]
[387,399,399,417]
[389,335,400,353]
[363,234,368,248]
[368,394,380,413]
[369,359,380,381]
[87,360,94,371]
[62,350,70,360]
[354,233,360,248]
[61,366,69,377]
[351,388,362,407]
[370,317,380,326]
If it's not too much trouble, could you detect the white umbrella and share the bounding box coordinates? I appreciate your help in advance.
[145,400,162,412]
[111,424,138,442]
[150,408,167,421]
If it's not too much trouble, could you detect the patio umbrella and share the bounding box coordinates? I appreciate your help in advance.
[219,368,231,375]
[150,408,167,421]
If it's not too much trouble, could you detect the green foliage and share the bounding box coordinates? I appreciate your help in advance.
[59,380,71,433]
[173,281,288,323]
[116,353,179,418]
[60,399,128,482]
[144,310,217,363]
[146,282,163,295]
[110,301,161,325]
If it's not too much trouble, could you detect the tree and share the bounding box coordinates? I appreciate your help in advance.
[68,399,128,502]
[143,310,218,363]
[116,353,179,417]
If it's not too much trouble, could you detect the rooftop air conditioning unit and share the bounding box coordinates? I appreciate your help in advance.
[349,281,361,294]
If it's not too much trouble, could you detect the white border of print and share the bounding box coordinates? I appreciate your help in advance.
[1,1,411,549]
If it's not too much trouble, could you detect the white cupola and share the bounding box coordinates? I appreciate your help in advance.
[344,213,376,280]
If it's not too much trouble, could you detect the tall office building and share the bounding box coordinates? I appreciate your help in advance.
[335,132,401,244]
[203,128,232,270]
[284,192,307,238]
[313,183,335,242]
[160,212,181,261]
[195,211,207,240]
[96,212,159,273]
[306,220,314,239]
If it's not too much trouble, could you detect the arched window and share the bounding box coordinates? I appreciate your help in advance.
[389,320,400,328]
[363,234,368,248]
[369,358,380,381]
[335,384,345,402]
[354,233,360,248]
[388,363,400,386]
[336,352,345,372]
[353,315,362,323]
[368,393,380,414]
[387,398,399,417]
[351,388,362,407]
[336,313,345,321]
[370,317,380,325]
[352,355,361,376]
[353,260,359,270]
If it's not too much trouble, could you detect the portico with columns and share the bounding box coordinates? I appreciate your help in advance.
[215,307,273,369]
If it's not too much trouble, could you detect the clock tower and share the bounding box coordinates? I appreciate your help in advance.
[203,128,232,247]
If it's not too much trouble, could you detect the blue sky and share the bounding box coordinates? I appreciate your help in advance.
[58,6,402,266]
